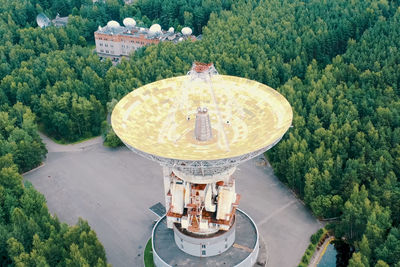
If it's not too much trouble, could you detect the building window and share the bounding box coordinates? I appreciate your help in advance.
[225,244,228,248]
[110,44,113,47]
[105,44,108,47]
[100,49,104,52]
[201,244,206,248]
[100,43,103,46]
[105,50,109,53]
[202,250,206,256]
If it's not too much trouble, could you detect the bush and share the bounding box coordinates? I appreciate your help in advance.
[104,129,123,147]
[311,228,324,244]
[299,228,327,266]
[101,120,123,148]
[301,254,310,264]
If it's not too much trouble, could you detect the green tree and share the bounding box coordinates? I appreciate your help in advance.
[337,185,372,242]
[375,228,400,266]
[348,252,369,267]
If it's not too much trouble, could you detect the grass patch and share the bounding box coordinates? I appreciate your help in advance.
[144,238,154,267]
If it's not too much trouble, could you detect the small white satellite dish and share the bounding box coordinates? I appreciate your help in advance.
[168,27,174,33]
[181,27,192,36]
[149,24,162,34]
[107,20,120,28]
[36,13,51,28]
[123,18,136,27]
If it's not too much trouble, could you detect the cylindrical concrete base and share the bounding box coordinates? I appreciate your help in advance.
[152,209,259,267]
[173,218,236,257]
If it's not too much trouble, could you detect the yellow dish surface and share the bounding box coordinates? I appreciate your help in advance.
[111,75,292,161]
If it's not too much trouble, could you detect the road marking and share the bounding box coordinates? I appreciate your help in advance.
[257,200,296,226]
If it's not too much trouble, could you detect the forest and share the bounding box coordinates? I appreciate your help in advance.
[0,0,399,266]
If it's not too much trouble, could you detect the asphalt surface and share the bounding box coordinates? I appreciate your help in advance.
[24,135,322,267]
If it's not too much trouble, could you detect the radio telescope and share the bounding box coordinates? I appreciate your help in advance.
[112,62,292,266]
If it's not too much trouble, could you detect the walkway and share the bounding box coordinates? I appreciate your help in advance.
[309,236,335,267]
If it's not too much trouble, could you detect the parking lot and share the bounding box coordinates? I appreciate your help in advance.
[24,134,321,267]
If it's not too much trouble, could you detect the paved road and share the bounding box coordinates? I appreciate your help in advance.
[24,135,321,267]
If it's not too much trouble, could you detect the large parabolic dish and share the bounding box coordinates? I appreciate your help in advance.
[112,74,292,175]
[112,64,293,263]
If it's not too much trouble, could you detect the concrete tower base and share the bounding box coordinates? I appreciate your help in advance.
[152,209,259,267]
[173,218,236,257]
